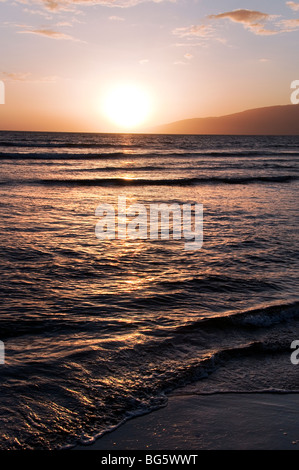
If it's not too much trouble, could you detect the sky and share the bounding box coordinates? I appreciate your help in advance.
[0,0,299,132]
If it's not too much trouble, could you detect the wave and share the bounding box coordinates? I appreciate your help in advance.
[0,152,127,160]
[66,165,168,172]
[1,175,296,187]
[158,274,281,295]
[1,150,299,160]
[0,141,141,149]
[34,175,298,186]
[1,299,298,450]
[1,295,297,341]
[175,301,299,333]
[75,301,299,446]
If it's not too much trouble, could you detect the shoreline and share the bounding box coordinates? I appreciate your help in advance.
[74,392,299,451]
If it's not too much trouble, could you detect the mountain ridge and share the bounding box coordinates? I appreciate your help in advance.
[151,104,299,135]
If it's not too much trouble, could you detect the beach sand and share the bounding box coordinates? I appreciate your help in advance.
[74,392,299,450]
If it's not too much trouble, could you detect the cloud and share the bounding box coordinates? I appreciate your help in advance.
[173,53,193,65]
[108,15,125,21]
[279,18,299,29]
[172,7,299,50]
[23,7,53,18]
[1,72,32,81]
[174,42,211,48]
[209,9,271,25]
[208,9,279,36]
[0,72,58,82]
[173,24,215,39]
[35,0,68,11]
[286,1,299,11]
[9,0,174,12]
[56,21,73,26]
[139,59,149,64]
[208,8,299,35]
[172,23,226,47]
[18,28,79,40]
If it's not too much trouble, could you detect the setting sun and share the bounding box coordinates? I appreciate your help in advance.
[102,84,151,130]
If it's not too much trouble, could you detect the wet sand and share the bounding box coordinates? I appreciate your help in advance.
[74,392,299,450]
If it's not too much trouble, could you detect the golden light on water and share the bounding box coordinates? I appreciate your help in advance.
[123,175,135,180]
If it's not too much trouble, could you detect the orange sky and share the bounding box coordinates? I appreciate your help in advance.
[1,0,299,132]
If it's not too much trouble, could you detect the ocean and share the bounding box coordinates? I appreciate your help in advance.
[0,131,298,449]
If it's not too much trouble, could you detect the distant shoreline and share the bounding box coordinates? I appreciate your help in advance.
[1,104,299,135]
[151,104,299,135]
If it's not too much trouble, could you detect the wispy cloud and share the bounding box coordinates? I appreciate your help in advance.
[209,9,271,24]
[108,15,125,21]
[8,0,174,12]
[174,42,212,48]
[23,7,53,19]
[173,24,215,39]
[172,23,226,48]
[1,72,32,81]
[56,21,73,26]
[208,9,279,36]
[18,27,79,40]
[172,7,299,52]
[286,1,299,11]
[3,6,85,40]
[0,72,58,82]
[279,18,299,29]
[173,53,193,65]
[208,8,299,36]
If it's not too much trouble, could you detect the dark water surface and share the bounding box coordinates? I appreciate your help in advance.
[0,132,298,449]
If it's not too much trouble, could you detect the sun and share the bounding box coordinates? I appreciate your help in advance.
[103,84,151,130]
